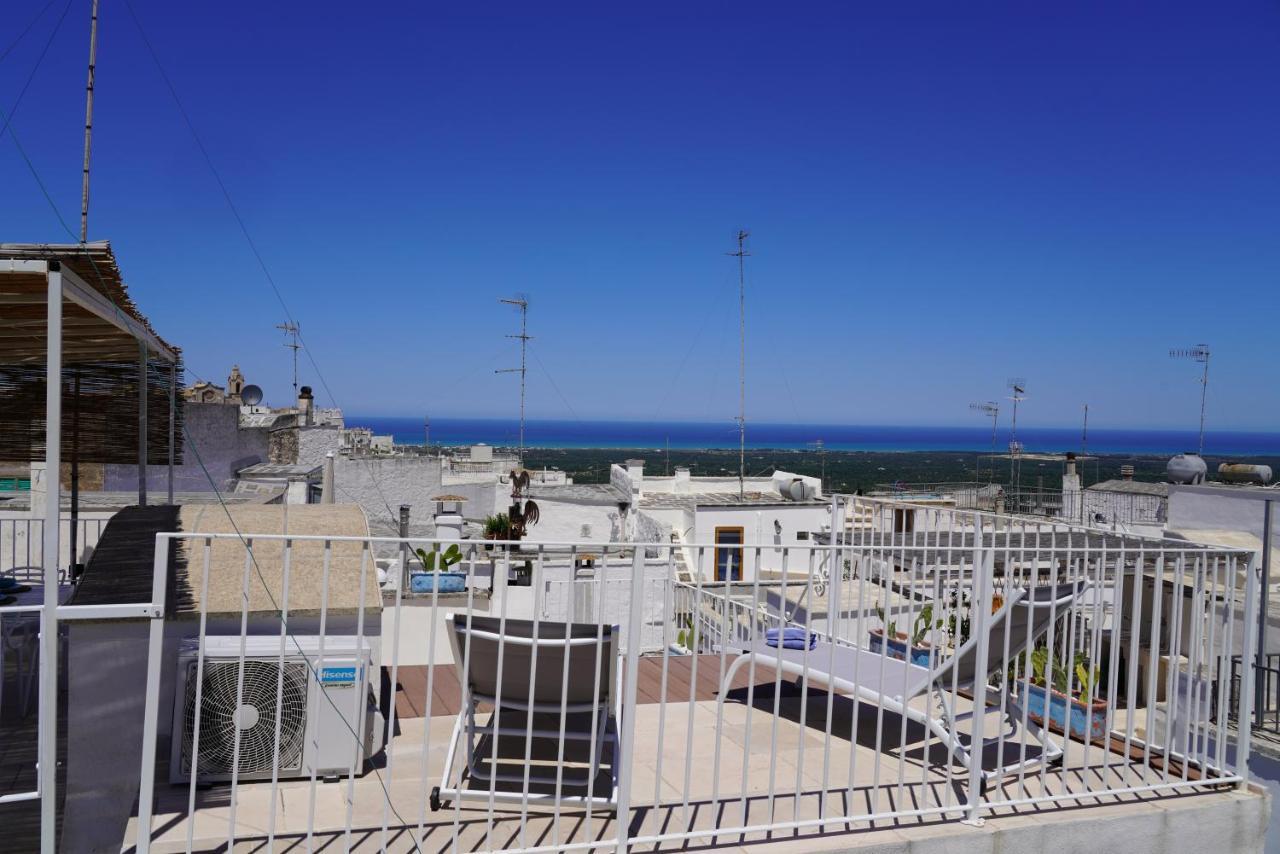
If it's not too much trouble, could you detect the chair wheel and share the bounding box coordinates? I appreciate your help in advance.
[430,786,442,812]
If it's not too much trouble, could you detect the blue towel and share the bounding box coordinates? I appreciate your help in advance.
[766,627,816,650]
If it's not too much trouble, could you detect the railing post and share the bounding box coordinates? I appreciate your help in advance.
[963,522,992,826]
[398,504,411,590]
[829,494,843,638]
[614,546,646,853]
[135,534,171,854]
[1238,551,1261,787]
[1256,500,1273,729]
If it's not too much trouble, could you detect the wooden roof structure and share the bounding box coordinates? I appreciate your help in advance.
[0,241,183,464]
[0,242,177,363]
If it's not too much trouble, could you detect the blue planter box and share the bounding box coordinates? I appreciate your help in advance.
[1023,682,1109,742]
[410,572,466,594]
[868,631,935,668]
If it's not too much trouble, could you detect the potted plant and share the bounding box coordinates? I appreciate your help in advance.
[482,513,511,549]
[1018,646,1110,742]
[410,543,466,593]
[673,615,698,655]
[869,603,941,667]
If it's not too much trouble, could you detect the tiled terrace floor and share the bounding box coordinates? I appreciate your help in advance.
[124,656,1241,853]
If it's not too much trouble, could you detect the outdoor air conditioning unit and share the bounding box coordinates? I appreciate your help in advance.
[170,635,382,784]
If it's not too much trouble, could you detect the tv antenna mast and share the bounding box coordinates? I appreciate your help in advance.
[970,401,999,483]
[497,297,531,467]
[727,230,750,499]
[79,0,101,242]
[1006,378,1027,489]
[276,321,301,399]
[1081,403,1089,455]
[1170,344,1210,456]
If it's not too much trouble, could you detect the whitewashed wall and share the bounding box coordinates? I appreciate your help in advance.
[691,503,831,581]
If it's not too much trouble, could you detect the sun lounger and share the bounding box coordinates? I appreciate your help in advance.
[432,614,622,812]
[720,579,1088,792]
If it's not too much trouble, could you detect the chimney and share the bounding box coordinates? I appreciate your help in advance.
[321,451,335,504]
[1065,451,1077,477]
[626,459,645,497]
[297,385,314,426]
[674,467,691,493]
[1120,464,1135,481]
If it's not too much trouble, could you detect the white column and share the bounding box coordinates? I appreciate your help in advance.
[137,342,148,506]
[40,264,62,854]
[167,361,176,504]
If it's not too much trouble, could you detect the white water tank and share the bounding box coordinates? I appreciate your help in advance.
[784,478,816,501]
[1166,453,1207,485]
[1217,463,1273,485]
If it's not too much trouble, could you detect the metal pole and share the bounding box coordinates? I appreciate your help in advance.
[1239,550,1261,785]
[519,306,526,465]
[40,263,63,854]
[1257,499,1273,728]
[1198,355,1209,457]
[964,535,992,825]
[399,504,411,592]
[613,546,647,853]
[989,412,997,485]
[497,298,530,468]
[69,370,80,578]
[134,535,172,854]
[1009,396,1018,488]
[138,342,148,506]
[731,230,749,500]
[79,0,100,242]
[167,361,176,504]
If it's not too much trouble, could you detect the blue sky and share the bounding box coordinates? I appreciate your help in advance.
[2,2,1277,430]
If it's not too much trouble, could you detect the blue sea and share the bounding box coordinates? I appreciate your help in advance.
[348,417,1280,457]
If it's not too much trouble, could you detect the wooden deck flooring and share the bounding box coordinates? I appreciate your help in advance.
[393,654,781,719]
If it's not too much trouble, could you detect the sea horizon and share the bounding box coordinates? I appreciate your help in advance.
[346,416,1280,457]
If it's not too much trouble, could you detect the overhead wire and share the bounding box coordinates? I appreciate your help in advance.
[0,2,437,843]
[0,0,60,67]
[119,0,403,530]
[528,341,582,423]
[0,0,77,227]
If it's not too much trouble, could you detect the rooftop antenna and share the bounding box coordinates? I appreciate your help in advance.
[1081,403,1089,456]
[71,0,102,586]
[727,230,750,499]
[424,414,430,451]
[970,401,999,484]
[276,321,301,400]
[1170,344,1210,456]
[497,297,531,467]
[79,0,100,242]
[1007,378,1027,489]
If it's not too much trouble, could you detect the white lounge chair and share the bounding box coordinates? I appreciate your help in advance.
[719,580,1088,793]
[432,614,622,812]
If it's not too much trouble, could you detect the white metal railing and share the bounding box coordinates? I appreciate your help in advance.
[124,500,1258,853]
[0,515,109,578]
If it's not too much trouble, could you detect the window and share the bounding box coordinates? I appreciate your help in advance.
[713,526,744,581]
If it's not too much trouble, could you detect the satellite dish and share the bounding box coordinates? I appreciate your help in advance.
[241,384,263,406]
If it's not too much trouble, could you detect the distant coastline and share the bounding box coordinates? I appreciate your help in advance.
[348,416,1280,457]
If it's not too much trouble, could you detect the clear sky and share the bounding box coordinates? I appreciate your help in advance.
[2,2,1277,430]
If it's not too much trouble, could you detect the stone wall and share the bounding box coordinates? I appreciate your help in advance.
[103,402,270,493]
[297,425,342,467]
